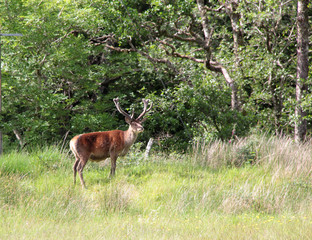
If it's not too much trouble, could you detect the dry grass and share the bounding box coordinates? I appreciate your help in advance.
[192,134,312,178]
[190,134,312,215]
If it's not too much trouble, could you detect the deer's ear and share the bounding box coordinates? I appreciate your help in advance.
[125,116,132,124]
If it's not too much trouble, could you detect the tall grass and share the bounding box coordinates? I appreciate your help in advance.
[191,134,312,214]
[192,134,312,177]
[1,134,312,239]
[0,145,70,176]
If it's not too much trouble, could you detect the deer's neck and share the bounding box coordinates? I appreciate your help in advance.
[124,127,139,148]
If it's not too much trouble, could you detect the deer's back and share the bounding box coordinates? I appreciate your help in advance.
[70,130,126,161]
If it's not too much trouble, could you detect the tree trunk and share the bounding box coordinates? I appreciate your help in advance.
[145,138,154,159]
[294,0,309,142]
[224,0,243,65]
[224,0,243,111]
[13,129,25,149]
[197,0,239,111]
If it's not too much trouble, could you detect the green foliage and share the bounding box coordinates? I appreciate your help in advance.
[144,75,254,150]
[0,0,311,150]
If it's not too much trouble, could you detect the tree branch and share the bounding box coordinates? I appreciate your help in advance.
[158,40,204,63]
[127,41,178,73]
[204,5,225,12]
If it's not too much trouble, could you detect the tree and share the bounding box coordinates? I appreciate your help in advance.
[295,0,309,142]
[0,0,117,146]
[92,0,240,110]
[1,0,310,150]
[236,0,299,134]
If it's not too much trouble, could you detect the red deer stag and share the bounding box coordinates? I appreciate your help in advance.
[70,98,152,188]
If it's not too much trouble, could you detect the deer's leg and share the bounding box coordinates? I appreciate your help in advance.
[73,158,80,185]
[110,154,118,177]
[77,159,88,188]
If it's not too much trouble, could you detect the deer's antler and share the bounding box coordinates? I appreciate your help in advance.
[136,99,153,121]
[113,98,133,120]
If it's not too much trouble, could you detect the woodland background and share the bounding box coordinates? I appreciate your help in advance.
[0,0,311,151]
[1,1,312,238]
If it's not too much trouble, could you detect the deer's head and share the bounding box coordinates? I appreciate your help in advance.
[113,98,152,134]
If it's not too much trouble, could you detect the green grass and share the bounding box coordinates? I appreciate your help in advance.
[1,135,312,239]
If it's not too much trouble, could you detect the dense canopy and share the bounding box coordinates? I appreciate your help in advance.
[0,0,311,151]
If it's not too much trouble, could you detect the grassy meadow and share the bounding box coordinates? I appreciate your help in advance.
[1,134,312,239]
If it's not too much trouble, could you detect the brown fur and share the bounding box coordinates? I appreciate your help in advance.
[70,122,142,188]
[70,98,152,188]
